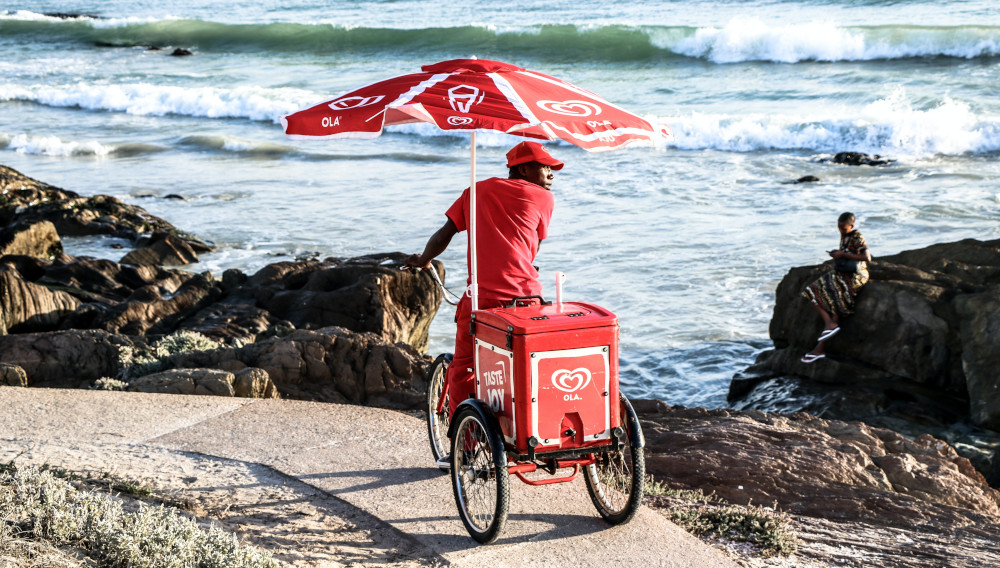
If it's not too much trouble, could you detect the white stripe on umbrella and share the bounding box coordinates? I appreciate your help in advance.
[488,72,544,131]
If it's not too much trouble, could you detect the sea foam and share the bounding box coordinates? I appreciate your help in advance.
[0,83,311,122]
[665,89,1000,157]
[2,133,112,157]
[669,18,1000,63]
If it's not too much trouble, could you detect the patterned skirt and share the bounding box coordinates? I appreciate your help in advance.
[801,270,868,317]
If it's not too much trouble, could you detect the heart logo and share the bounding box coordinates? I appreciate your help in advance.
[536,100,603,117]
[328,95,385,110]
[550,368,592,393]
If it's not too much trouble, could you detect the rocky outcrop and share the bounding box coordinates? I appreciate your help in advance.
[0,329,136,388]
[0,254,212,335]
[0,325,426,408]
[154,326,429,409]
[127,367,280,398]
[0,165,210,256]
[732,237,1000,482]
[0,166,439,409]
[637,402,1000,528]
[1,249,442,348]
[214,254,444,352]
[734,238,1000,428]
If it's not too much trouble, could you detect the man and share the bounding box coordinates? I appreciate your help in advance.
[406,141,562,467]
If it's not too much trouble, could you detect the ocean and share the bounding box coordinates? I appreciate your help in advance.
[2,1,998,408]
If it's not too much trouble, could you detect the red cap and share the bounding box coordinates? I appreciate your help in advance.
[505,141,564,170]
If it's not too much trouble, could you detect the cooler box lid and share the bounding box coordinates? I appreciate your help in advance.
[474,301,617,335]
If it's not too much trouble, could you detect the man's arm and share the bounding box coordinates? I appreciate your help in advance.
[406,219,458,269]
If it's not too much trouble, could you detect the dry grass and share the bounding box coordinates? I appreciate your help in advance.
[644,475,798,558]
[0,463,277,568]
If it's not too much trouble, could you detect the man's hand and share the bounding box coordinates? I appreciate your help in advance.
[404,253,430,271]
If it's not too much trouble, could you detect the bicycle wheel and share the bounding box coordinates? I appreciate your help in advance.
[584,395,645,525]
[451,409,510,544]
[426,353,452,468]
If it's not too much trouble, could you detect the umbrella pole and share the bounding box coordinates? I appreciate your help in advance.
[469,131,478,312]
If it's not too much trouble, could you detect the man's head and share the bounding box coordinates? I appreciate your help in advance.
[506,141,563,191]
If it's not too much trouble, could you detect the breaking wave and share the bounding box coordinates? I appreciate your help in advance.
[666,89,1000,157]
[0,133,169,157]
[4,81,998,158]
[3,11,1000,63]
[0,82,311,121]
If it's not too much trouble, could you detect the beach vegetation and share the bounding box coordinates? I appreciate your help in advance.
[0,463,277,568]
[117,331,226,381]
[644,475,797,558]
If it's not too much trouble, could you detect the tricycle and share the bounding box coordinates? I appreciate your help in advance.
[426,292,645,544]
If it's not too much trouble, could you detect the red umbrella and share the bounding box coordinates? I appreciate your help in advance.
[281,57,670,309]
[281,58,669,151]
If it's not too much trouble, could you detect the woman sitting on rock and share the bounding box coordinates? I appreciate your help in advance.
[800,212,872,363]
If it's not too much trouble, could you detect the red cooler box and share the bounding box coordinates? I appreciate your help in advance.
[471,300,620,457]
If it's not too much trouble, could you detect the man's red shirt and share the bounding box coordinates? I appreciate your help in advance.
[445,177,554,302]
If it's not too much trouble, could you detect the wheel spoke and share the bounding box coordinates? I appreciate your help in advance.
[456,418,498,531]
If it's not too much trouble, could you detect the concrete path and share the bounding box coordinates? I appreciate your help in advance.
[0,387,739,568]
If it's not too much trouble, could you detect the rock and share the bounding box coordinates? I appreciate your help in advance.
[154,326,430,408]
[638,403,1000,528]
[955,290,1000,429]
[170,48,194,57]
[0,254,219,336]
[0,363,27,387]
[0,220,62,260]
[127,367,278,398]
[0,329,136,387]
[120,231,199,266]
[98,272,222,336]
[234,367,280,399]
[0,263,81,334]
[828,152,895,166]
[42,12,104,19]
[733,237,1000,477]
[782,175,820,184]
[0,165,211,253]
[175,301,277,343]
[219,253,443,351]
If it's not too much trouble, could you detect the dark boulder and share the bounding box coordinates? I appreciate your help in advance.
[120,231,200,266]
[827,152,895,166]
